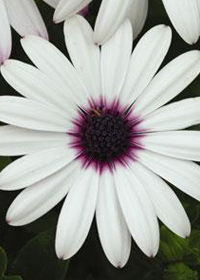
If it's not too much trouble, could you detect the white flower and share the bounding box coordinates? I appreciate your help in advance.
[1,16,200,268]
[51,0,200,45]
[0,0,48,65]
[49,0,148,44]
[162,0,200,44]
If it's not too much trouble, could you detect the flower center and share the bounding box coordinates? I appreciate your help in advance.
[69,99,142,171]
[80,109,130,162]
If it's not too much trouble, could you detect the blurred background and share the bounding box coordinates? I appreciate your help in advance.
[0,0,200,279]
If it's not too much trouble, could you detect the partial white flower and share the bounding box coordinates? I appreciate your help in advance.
[162,0,200,44]
[0,0,48,65]
[1,16,200,267]
[52,0,148,44]
[43,0,89,16]
[51,0,200,44]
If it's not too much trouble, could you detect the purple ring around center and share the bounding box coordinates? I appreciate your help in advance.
[68,97,145,174]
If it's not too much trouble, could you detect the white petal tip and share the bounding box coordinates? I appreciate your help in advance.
[93,39,102,46]
[116,259,129,268]
[20,35,34,44]
[5,216,18,226]
[165,25,172,34]
[0,57,10,66]
[185,36,199,45]
[93,31,106,45]
[6,210,23,226]
[57,255,65,261]
[53,16,59,24]
[110,260,127,269]
[148,253,156,259]
[56,250,64,260]
[20,36,26,42]
[116,264,124,269]
[1,59,10,68]
[20,35,46,48]
[145,247,158,258]
[6,216,15,226]
[56,245,68,260]
[184,227,191,238]
[56,250,69,261]
[6,218,11,225]
[53,10,64,24]
[156,24,172,38]
[179,226,191,239]
[159,24,170,30]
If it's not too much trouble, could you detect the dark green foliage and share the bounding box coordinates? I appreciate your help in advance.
[164,263,198,280]
[11,229,69,280]
[159,227,189,262]
[0,247,7,276]
[0,247,22,280]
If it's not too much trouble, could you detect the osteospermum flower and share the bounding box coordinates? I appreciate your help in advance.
[162,0,200,44]
[47,0,148,44]
[51,0,200,45]
[0,0,48,65]
[1,16,200,267]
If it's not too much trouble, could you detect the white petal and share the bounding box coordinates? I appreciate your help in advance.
[5,0,48,39]
[54,0,92,23]
[96,170,131,268]
[0,0,11,64]
[21,35,88,104]
[114,166,159,257]
[127,0,148,39]
[94,0,133,44]
[43,0,59,8]
[56,167,99,260]
[0,146,75,190]
[138,150,200,201]
[134,50,200,117]
[6,160,81,226]
[0,96,71,132]
[1,59,76,115]
[78,5,89,16]
[121,25,172,105]
[162,0,200,44]
[197,0,200,15]
[140,97,200,132]
[0,125,69,156]
[64,15,101,99]
[101,20,133,103]
[142,131,200,161]
[129,161,191,238]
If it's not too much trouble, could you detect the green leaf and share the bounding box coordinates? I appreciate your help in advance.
[12,228,69,280]
[181,196,200,225]
[0,247,7,275]
[188,229,200,250]
[159,228,200,266]
[184,229,200,266]
[0,247,23,280]
[184,248,200,266]
[164,263,198,280]
[159,226,188,262]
